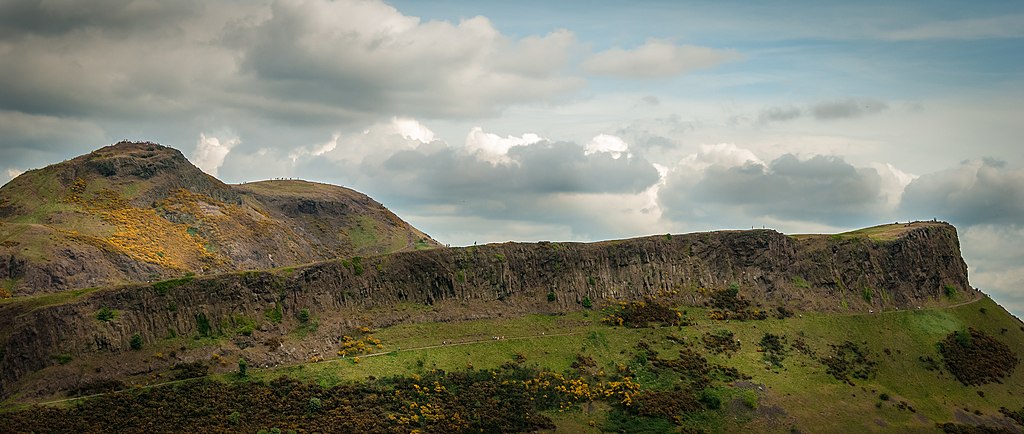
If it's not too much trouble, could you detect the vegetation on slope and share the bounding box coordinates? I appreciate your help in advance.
[4,295,1022,432]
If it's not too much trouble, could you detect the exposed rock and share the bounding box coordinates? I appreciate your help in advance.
[0,221,975,398]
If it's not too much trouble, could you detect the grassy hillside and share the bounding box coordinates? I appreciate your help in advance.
[5,294,1022,432]
[0,142,439,296]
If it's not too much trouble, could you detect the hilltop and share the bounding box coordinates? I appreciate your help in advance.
[0,141,439,296]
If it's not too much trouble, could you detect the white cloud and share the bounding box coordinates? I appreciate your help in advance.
[465,127,545,164]
[5,168,23,183]
[288,133,339,164]
[870,162,915,209]
[582,39,740,78]
[191,133,240,177]
[679,143,764,172]
[584,134,630,159]
[393,117,436,144]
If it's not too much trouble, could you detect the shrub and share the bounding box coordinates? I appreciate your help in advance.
[821,341,877,385]
[228,411,240,426]
[939,328,1018,386]
[547,291,556,302]
[196,313,212,337]
[703,330,740,355]
[96,307,115,322]
[760,333,787,368]
[307,397,323,413]
[582,296,593,309]
[171,361,208,380]
[879,393,890,401]
[602,299,681,327]
[944,284,957,298]
[265,304,283,324]
[130,334,143,350]
[298,309,311,323]
[152,276,193,295]
[238,358,248,378]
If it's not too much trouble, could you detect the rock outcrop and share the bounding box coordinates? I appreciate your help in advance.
[0,221,973,398]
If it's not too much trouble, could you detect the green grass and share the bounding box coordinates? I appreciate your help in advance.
[344,215,380,251]
[13,295,1024,433]
[0,286,103,309]
[230,297,1024,432]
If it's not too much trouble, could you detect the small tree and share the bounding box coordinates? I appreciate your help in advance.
[238,358,248,378]
[582,296,593,309]
[129,334,143,350]
[96,307,115,322]
[547,291,556,302]
[298,308,311,323]
[308,397,323,413]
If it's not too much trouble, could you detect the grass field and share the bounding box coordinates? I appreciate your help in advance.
[151,295,1024,432]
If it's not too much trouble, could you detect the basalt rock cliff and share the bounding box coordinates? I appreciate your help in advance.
[0,221,974,399]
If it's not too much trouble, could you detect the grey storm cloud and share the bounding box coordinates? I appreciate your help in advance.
[0,0,582,124]
[281,138,662,241]
[899,159,1024,227]
[374,141,660,204]
[661,154,885,226]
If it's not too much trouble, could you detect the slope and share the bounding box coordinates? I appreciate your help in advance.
[0,141,439,296]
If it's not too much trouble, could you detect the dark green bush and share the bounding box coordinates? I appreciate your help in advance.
[129,334,143,350]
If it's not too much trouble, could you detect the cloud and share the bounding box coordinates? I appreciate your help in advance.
[464,128,545,164]
[584,134,630,159]
[885,14,1024,41]
[899,159,1024,226]
[960,225,1024,317]
[191,133,240,177]
[276,123,661,242]
[0,0,583,128]
[582,39,740,78]
[758,106,802,123]
[811,99,889,120]
[661,152,885,227]
[4,168,23,184]
[757,99,890,124]
[678,143,763,172]
[230,0,583,120]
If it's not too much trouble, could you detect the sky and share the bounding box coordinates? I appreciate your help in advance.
[0,0,1022,315]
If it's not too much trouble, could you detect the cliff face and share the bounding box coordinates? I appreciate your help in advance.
[0,222,972,399]
[0,141,439,295]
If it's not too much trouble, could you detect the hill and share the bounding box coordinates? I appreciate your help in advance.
[0,141,439,296]
[0,148,1021,431]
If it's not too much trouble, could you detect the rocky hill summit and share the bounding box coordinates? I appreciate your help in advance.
[0,141,439,296]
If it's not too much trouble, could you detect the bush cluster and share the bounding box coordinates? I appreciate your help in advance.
[821,341,877,385]
[702,330,740,355]
[707,285,768,321]
[602,299,683,328]
[939,328,1019,386]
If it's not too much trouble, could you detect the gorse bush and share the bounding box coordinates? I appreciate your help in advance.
[939,328,1018,386]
